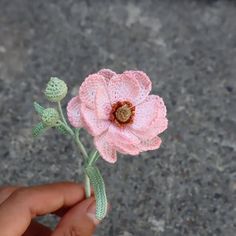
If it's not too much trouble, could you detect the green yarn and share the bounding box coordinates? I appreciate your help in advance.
[32,122,47,137]
[33,102,45,116]
[56,124,70,135]
[85,166,108,220]
[41,108,60,127]
[45,77,68,102]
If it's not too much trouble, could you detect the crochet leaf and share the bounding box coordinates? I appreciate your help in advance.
[32,122,47,137]
[85,166,107,220]
[34,102,45,116]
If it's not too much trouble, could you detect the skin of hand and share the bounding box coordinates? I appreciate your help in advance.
[0,182,102,236]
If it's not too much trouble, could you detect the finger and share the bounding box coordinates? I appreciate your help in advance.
[23,221,52,236]
[0,187,52,236]
[0,182,85,236]
[0,186,21,204]
[0,185,91,218]
[52,197,99,236]
[53,191,95,217]
[0,186,90,218]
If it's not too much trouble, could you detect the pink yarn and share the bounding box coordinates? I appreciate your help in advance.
[67,69,168,163]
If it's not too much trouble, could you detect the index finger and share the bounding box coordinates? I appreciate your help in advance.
[0,182,85,236]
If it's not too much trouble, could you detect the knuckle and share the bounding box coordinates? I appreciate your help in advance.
[0,186,22,202]
[10,187,28,201]
[0,187,14,196]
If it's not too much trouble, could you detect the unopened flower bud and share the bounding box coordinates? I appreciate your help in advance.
[41,108,60,127]
[45,77,68,102]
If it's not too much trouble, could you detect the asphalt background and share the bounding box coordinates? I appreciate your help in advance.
[0,0,235,235]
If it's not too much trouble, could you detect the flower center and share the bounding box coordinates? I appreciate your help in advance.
[115,104,132,123]
[110,101,135,127]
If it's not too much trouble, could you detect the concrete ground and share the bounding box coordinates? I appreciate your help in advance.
[0,0,235,235]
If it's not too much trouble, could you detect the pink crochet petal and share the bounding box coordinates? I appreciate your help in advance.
[95,85,111,120]
[123,71,152,104]
[80,104,110,136]
[108,73,141,104]
[131,95,167,138]
[67,96,83,128]
[107,125,140,145]
[133,116,168,139]
[115,142,140,155]
[155,95,167,117]
[79,73,107,109]
[94,132,117,163]
[98,69,116,82]
[137,136,162,152]
[131,95,160,131]
[144,95,168,135]
[150,116,168,135]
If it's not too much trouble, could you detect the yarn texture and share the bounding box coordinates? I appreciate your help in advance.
[67,69,168,163]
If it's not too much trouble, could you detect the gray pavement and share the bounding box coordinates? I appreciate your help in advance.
[0,0,236,235]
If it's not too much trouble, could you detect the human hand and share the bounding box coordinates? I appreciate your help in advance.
[0,182,102,236]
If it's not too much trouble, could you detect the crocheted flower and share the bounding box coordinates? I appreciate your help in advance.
[67,69,168,163]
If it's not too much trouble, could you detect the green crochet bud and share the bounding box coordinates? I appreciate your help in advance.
[41,108,60,127]
[45,77,68,102]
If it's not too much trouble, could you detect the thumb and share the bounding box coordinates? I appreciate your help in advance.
[52,197,100,236]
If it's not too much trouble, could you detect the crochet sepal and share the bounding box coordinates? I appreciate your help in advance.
[32,122,47,137]
[33,102,45,116]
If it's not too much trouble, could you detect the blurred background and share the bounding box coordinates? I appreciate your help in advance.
[0,0,235,235]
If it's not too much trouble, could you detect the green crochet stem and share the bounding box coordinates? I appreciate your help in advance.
[84,174,91,198]
[84,150,99,198]
[88,150,99,166]
[57,101,69,127]
[75,129,89,159]
[74,129,91,198]
[56,103,91,198]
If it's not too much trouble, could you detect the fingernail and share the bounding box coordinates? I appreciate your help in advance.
[87,201,100,225]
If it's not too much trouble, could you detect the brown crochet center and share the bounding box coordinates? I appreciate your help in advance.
[109,101,135,127]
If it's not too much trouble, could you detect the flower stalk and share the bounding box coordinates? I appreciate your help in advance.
[75,129,89,160]
[57,101,69,127]
[84,174,91,198]
[56,104,92,198]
